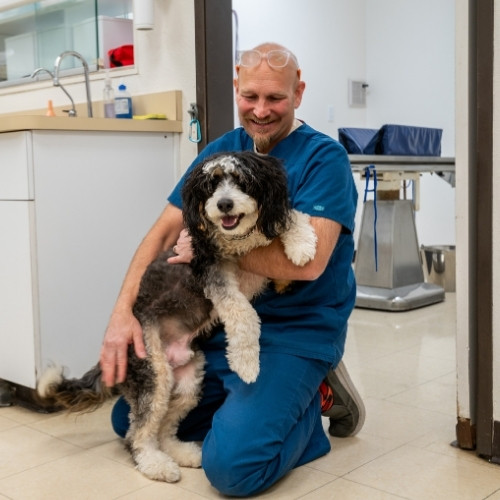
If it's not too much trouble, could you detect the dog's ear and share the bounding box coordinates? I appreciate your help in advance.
[181,157,218,274]
[181,161,211,236]
[238,152,291,239]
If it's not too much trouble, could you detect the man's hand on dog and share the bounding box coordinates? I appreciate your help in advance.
[100,229,193,387]
[100,309,146,386]
[168,229,194,264]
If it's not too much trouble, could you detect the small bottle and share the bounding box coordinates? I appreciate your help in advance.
[115,83,133,119]
[46,99,55,117]
[103,73,116,118]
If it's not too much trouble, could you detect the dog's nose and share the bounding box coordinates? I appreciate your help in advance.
[217,198,234,213]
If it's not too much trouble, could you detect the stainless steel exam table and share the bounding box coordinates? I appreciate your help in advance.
[349,155,455,311]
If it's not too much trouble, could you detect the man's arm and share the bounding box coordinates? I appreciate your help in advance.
[100,203,184,387]
[239,216,342,281]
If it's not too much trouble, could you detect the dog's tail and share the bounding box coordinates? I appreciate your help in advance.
[37,364,118,413]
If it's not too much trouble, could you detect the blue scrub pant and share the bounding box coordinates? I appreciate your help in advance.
[112,344,331,497]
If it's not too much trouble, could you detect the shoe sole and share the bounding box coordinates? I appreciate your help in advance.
[326,360,366,437]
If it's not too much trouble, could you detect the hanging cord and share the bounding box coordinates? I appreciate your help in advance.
[402,179,413,200]
[363,164,378,272]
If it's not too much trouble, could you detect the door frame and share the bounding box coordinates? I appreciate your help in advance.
[194,0,234,153]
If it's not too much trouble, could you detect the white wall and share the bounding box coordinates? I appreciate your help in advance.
[232,0,367,139]
[232,0,455,247]
[365,0,455,247]
[0,0,199,177]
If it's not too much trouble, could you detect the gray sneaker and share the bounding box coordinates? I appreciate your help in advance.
[322,360,365,437]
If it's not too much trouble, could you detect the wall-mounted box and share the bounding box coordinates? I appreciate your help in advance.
[73,16,133,68]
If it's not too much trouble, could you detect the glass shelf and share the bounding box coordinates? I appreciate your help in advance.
[0,0,133,87]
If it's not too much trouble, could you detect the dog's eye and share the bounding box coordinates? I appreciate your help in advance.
[230,171,247,189]
[230,171,251,192]
[209,173,222,190]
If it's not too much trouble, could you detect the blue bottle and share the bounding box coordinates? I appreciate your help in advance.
[115,84,133,119]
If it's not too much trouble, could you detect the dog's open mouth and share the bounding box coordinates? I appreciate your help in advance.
[221,214,243,230]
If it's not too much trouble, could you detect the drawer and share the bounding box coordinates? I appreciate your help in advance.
[0,131,34,200]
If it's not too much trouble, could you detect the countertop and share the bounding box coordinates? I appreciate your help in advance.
[0,115,182,134]
[0,90,183,134]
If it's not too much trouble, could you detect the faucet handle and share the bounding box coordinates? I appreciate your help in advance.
[63,109,77,118]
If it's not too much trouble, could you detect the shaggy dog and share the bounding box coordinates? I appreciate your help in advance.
[37,151,317,483]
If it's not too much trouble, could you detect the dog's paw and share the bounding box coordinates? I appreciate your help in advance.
[281,210,317,266]
[135,449,182,482]
[165,441,202,468]
[227,346,260,384]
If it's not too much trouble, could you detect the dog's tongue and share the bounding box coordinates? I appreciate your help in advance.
[222,215,239,229]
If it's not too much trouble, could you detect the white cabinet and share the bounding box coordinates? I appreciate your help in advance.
[0,130,178,388]
[0,130,34,199]
[0,202,38,387]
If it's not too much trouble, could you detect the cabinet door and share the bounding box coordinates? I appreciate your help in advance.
[32,130,176,378]
[0,202,38,388]
[0,131,34,200]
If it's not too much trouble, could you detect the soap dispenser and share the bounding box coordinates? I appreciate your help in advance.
[115,84,133,119]
[103,73,116,118]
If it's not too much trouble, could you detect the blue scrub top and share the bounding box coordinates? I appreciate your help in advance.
[168,123,358,366]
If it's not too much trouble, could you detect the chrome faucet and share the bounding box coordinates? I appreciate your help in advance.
[53,51,93,118]
[30,67,77,117]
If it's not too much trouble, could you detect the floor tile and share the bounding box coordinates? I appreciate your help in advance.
[311,426,403,477]
[360,397,453,444]
[0,450,151,500]
[118,481,215,500]
[28,400,117,449]
[0,414,20,432]
[0,425,81,479]
[344,444,500,500]
[299,477,408,500]
[246,466,338,500]
[358,342,456,383]
[88,437,135,467]
[386,371,457,416]
[0,404,58,425]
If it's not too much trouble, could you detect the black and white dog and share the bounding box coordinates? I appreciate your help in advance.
[37,151,317,482]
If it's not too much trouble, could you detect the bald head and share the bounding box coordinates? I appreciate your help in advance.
[233,41,305,154]
[252,42,299,70]
[236,42,301,83]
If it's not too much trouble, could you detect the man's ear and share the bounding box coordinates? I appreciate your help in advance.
[294,80,306,109]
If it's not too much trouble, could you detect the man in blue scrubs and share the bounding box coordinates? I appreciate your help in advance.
[100,42,365,497]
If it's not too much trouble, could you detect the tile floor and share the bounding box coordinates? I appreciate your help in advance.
[1,293,500,499]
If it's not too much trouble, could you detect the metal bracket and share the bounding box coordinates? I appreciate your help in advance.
[188,103,199,121]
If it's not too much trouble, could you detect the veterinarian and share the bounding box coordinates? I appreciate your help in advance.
[100,41,364,497]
